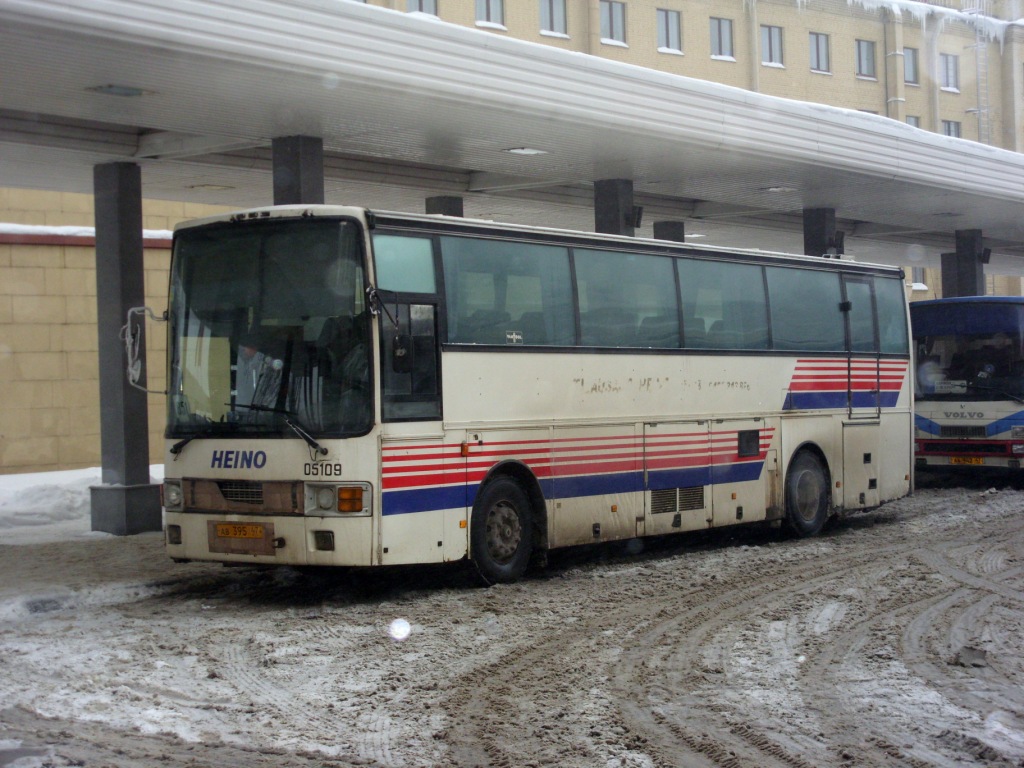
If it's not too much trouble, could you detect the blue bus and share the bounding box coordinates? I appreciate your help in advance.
[912,297,1024,470]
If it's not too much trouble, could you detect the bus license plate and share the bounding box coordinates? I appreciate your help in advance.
[950,457,983,466]
[215,523,265,539]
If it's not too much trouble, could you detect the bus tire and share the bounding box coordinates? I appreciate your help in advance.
[785,450,830,537]
[471,476,533,585]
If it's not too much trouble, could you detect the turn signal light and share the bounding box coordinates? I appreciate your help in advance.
[338,486,364,513]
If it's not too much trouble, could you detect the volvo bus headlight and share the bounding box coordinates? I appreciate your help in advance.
[305,483,372,516]
[164,480,183,511]
[1012,443,1024,455]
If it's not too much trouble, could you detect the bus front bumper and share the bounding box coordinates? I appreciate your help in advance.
[164,511,374,566]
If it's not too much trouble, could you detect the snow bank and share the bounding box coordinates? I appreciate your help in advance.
[0,466,164,545]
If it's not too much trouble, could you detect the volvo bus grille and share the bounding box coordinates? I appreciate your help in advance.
[217,480,264,505]
[651,486,705,514]
[939,426,987,439]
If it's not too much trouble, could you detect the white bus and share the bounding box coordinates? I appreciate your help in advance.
[160,205,912,583]
[912,296,1024,471]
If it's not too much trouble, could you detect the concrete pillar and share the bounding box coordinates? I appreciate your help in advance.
[595,179,639,237]
[426,196,464,216]
[803,207,840,257]
[272,136,325,205]
[941,229,986,297]
[653,221,686,242]
[90,162,161,535]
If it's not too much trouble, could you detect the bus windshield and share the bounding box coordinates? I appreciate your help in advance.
[167,218,372,438]
[913,300,1024,402]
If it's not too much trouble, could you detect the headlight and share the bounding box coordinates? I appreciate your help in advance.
[164,481,183,510]
[316,487,336,510]
[305,483,372,516]
[1012,444,1024,455]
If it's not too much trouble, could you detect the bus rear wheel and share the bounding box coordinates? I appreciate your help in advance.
[785,450,830,537]
[471,476,533,585]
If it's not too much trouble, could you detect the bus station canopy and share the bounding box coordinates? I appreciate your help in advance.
[3,0,1024,266]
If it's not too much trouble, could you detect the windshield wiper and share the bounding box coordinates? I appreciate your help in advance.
[170,424,227,457]
[965,381,1024,404]
[231,403,328,456]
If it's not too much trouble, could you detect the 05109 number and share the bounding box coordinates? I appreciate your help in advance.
[304,462,344,477]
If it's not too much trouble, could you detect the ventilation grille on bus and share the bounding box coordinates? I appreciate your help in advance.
[651,486,705,514]
[939,426,987,439]
[217,480,264,505]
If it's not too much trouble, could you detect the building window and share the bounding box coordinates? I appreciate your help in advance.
[810,32,830,72]
[711,17,734,58]
[408,0,437,11]
[904,47,919,85]
[942,120,962,137]
[601,0,626,43]
[906,115,921,128]
[476,0,503,24]
[856,39,876,78]
[940,53,960,90]
[657,9,681,52]
[540,0,566,34]
[761,25,783,65]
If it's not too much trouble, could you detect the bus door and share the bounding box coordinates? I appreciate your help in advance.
[379,300,452,564]
[643,422,712,535]
[843,276,881,420]
[841,276,882,509]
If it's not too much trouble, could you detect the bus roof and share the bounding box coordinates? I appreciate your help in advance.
[911,296,1024,307]
[174,204,904,276]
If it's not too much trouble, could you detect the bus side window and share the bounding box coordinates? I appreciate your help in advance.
[678,260,768,350]
[766,267,844,351]
[874,276,910,355]
[372,234,437,293]
[441,236,574,346]
[575,248,677,348]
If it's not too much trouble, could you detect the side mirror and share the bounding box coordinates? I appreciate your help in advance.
[392,334,414,373]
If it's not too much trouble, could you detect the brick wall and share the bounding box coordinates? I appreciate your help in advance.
[0,189,230,474]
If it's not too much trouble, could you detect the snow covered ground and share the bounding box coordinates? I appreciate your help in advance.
[1,469,1023,767]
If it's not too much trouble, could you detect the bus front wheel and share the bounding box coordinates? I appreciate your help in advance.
[785,450,830,537]
[470,476,533,584]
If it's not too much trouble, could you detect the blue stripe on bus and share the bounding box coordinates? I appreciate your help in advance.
[544,471,642,498]
[985,410,1024,436]
[784,392,900,410]
[648,467,713,489]
[382,461,766,516]
[915,411,1024,437]
[382,485,468,516]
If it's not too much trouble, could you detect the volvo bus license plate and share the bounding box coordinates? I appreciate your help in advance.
[950,457,983,466]
[208,521,275,555]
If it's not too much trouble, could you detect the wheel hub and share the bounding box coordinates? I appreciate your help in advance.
[485,501,522,564]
